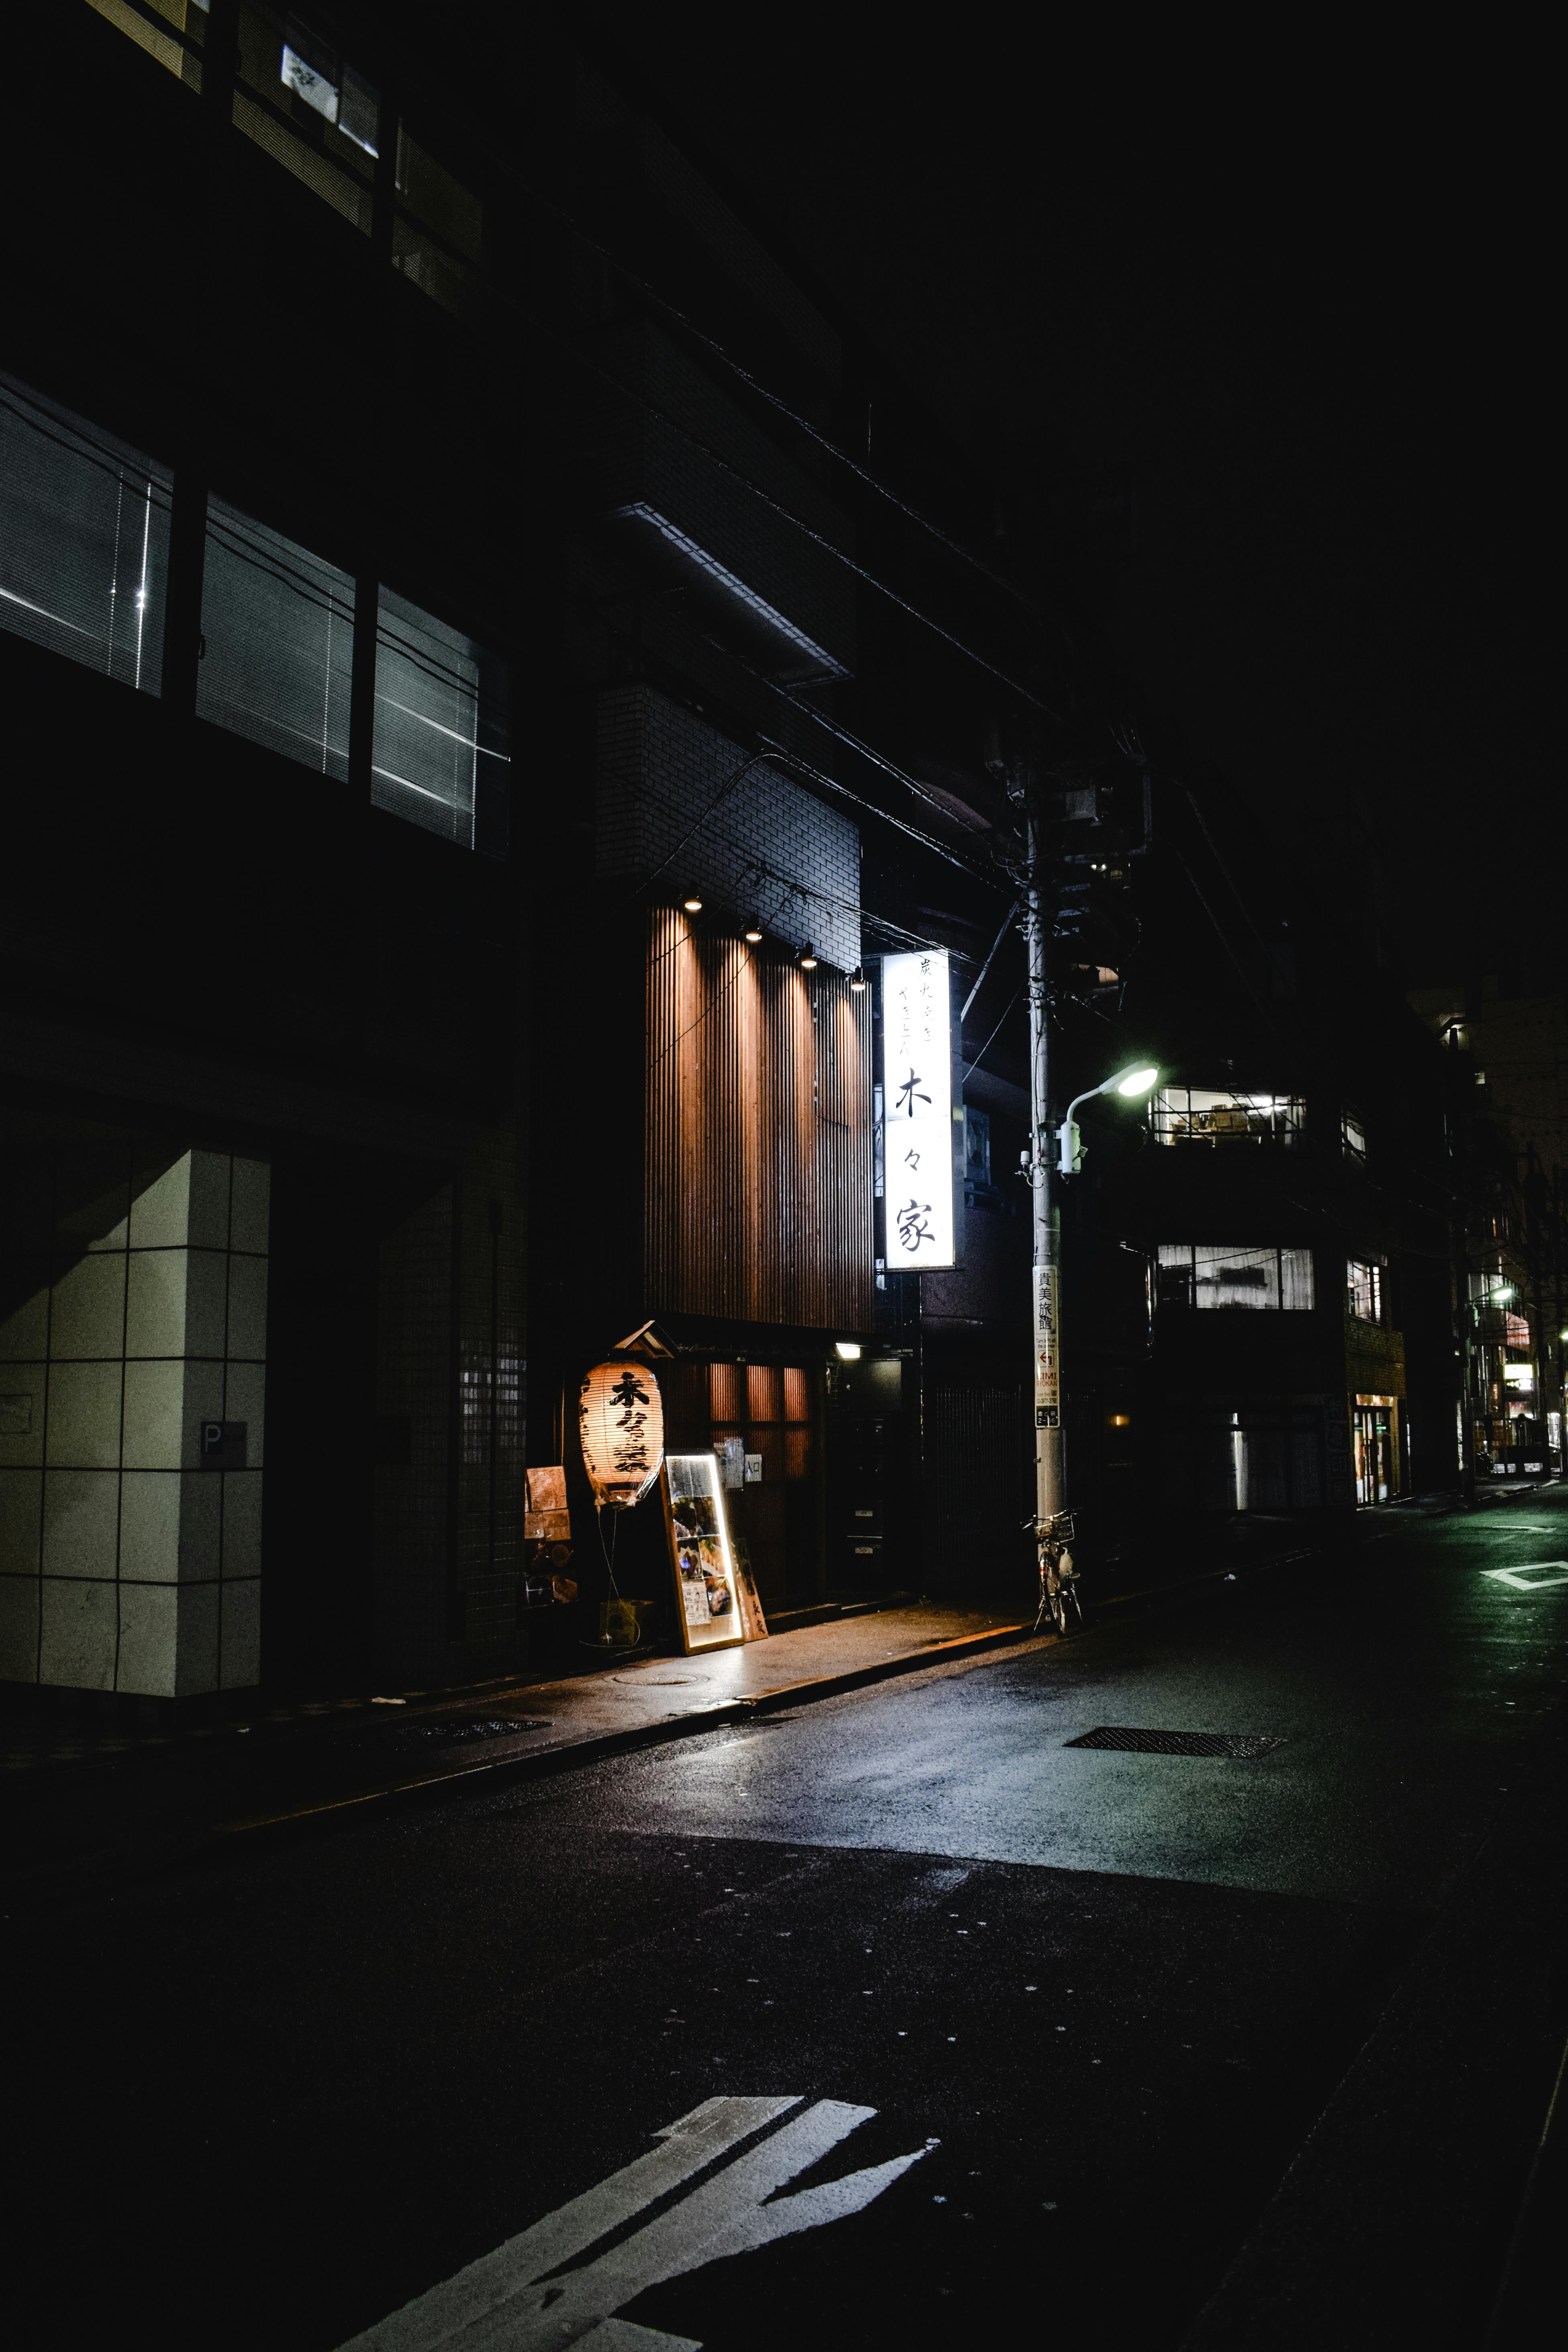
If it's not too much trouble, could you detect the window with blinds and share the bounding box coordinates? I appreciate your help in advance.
[84,0,206,94]
[372,588,508,853]
[197,498,353,778]
[393,126,487,326]
[233,3,378,234]
[1157,1243,1317,1311]
[0,369,171,693]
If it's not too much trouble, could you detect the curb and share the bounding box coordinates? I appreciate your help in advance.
[215,1619,1050,1849]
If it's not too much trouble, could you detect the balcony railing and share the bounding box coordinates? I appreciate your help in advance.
[1152,1088,1305,1148]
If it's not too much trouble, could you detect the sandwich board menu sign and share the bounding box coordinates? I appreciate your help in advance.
[663,1453,745,1653]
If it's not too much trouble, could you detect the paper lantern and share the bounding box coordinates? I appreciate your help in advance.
[578,1359,664,1509]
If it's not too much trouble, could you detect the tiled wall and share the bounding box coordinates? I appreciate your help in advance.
[0,1148,267,1696]
[596,684,861,972]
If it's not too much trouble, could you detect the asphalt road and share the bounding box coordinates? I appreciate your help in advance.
[8,1491,1568,2350]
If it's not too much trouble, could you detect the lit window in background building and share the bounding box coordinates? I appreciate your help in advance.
[1157,1244,1316,1311]
[1342,1108,1367,1163]
[0,368,171,692]
[1152,1088,1305,1147]
[1347,1258,1384,1323]
[82,4,490,326]
[233,2,379,233]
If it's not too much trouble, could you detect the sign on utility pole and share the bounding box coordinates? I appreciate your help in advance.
[1025,810,1064,1527]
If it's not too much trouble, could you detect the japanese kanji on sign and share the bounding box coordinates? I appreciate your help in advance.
[880,949,957,1268]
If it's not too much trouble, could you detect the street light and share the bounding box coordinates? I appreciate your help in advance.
[1057,1063,1160,1178]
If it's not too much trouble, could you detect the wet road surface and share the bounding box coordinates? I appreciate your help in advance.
[7,1491,1567,2348]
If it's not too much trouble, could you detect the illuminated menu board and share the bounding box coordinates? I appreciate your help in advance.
[663,1454,745,1653]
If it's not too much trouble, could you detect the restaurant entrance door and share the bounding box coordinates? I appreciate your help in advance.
[1353,1398,1396,1505]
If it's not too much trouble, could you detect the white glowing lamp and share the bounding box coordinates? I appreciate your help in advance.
[1058,1063,1161,1176]
[578,1359,665,1509]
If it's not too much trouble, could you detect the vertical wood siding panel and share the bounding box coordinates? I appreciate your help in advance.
[645,918,873,1330]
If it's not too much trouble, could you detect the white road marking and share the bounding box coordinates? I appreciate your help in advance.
[339,2097,930,2352]
[1482,1562,1568,1590]
[574,2325,699,2352]
[339,2098,796,2351]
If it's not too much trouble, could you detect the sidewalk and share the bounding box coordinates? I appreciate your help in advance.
[0,1600,1049,1911]
[0,1507,1358,1910]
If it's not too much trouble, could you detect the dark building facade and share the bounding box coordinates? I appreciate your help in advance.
[3,5,1466,1717]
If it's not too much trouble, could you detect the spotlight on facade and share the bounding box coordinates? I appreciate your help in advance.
[835,1341,862,1360]
[798,944,818,970]
[744,923,764,943]
[849,966,867,991]
[682,896,703,913]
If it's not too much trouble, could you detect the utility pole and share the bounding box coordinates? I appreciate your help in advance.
[1527,1144,1548,1457]
[1555,1169,1567,1469]
[1025,807,1064,1528]
[1446,1019,1476,1504]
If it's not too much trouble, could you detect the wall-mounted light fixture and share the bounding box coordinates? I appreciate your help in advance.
[743,922,764,943]
[798,944,818,970]
[835,1341,862,1360]
[682,896,703,913]
[849,966,867,992]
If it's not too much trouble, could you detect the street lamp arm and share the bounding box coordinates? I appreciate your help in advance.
[1057,1064,1160,1177]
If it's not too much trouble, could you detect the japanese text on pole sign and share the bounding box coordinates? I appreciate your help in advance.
[880,950,955,1268]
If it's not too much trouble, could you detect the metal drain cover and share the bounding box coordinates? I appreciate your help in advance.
[1066,1725,1283,1760]
[382,1717,551,1746]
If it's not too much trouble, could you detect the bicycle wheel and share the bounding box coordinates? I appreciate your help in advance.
[1065,1583,1083,1625]
[1049,1589,1069,1635]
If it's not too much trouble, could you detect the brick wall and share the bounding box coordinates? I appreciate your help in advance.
[596,684,860,972]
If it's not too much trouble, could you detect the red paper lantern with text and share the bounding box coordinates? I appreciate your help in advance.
[578,1360,665,1509]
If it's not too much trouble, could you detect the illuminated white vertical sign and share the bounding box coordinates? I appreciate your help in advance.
[880,949,955,1268]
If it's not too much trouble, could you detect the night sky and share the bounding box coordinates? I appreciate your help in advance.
[586,16,1551,988]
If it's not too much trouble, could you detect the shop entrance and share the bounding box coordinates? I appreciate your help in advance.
[708,1363,820,1610]
[655,1362,824,1614]
[1353,1398,1397,1505]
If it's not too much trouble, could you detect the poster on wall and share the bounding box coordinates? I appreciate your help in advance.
[663,1454,745,1654]
[880,949,956,1268]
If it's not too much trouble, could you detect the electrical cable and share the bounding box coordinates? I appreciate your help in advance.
[610,750,778,913]
[1184,787,1268,950]
[527,187,1072,641]
[961,902,1021,1021]
[589,595,1006,890]
[517,296,1079,729]
[1170,843,1280,1035]
[961,984,1023,1084]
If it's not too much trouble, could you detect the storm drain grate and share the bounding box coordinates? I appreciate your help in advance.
[372,1717,551,1748]
[1066,1725,1283,1760]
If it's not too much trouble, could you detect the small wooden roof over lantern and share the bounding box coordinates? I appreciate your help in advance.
[578,1358,665,1509]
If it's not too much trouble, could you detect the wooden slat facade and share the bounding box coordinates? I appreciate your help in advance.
[645,907,874,1330]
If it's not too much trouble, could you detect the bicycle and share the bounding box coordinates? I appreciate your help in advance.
[1029,1509,1082,1635]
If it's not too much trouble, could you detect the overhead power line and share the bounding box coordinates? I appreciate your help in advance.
[528,189,1072,643]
